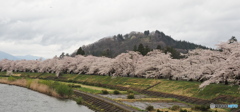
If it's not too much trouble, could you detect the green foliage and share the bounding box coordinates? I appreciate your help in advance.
[76,97,83,104]
[164,46,183,59]
[127,94,135,99]
[191,105,210,111]
[8,76,17,81]
[76,47,85,55]
[157,109,163,112]
[117,34,124,41]
[113,90,120,95]
[40,81,73,97]
[144,45,151,55]
[170,105,181,111]
[127,90,134,93]
[55,83,73,97]
[138,43,145,55]
[135,43,152,55]
[101,90,109,94]
[77,87,102,94]
[101,49,111,57]
[133,45,137,51]
[146,105,154,111]
[144,30,149,36]
[156,45,162,50]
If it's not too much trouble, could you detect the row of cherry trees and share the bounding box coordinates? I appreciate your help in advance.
[0,42,239,88]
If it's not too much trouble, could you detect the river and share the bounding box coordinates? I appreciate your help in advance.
[0,84,93,112]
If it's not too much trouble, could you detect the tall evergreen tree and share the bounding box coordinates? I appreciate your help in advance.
[164,47,181,59]
[156,45,162,50]
[138,43,145,55]
[133,45,137,51]
[101,49,111,57]
[144,30,150,36]
[76,47,85,55]
[144,45,150,55]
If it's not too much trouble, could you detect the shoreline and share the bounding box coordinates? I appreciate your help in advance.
[0,78,62,98]
[0,77,108,112]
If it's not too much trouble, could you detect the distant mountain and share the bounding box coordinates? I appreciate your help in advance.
[0,51,19,60]
[73,30,209,58]
[0,51,43,60]
[16,55,43,60]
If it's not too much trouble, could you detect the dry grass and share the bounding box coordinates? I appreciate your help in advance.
[0,78,27,87]
[0,78,61,98]
[12,74,21,77]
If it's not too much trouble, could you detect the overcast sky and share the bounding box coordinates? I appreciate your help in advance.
[0,0,240,58]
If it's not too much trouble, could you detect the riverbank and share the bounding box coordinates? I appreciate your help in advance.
[0,84,93,112]
[0,76,139,112]
[1,72,239,112]
[0,77,61,98]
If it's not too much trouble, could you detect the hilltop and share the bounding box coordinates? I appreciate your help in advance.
[72,30,209,58]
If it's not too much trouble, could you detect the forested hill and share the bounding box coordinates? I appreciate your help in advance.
[73,30,209,58]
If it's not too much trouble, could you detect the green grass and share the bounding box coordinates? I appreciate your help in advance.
[13,72,41,78]
[76,87,102,94]
[148,79,240,100]
[73,74,156,89]
[8,76,18,81]
[39,73,56,78]
[1,72,240,101]
[39,80,73,97]
[0,71,6,76]
[195,84,240,99]
[61,74,78,80]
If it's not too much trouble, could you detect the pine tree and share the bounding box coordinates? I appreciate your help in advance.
[138,43,145,55]
[76,47,85,55]
[144,30,150,36]
[144,45,150,55]
[133,45,137,51]
[156,45,162,50]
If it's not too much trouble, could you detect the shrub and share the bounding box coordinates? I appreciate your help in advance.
[179,109,188,112]
[102,90,109,94]
[113,90,120,95]
[127,90,134,93]
[191,105,210,111]
[127,94,135,99]
[76,97,83,104]
[146,105,154,111]
[170,105,180,111]
[55,83,73,97]
[157,109,163,112]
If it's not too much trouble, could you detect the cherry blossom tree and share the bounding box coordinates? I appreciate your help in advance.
[0,41,239,88]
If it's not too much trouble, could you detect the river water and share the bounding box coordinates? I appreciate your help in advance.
[0,84,93,112]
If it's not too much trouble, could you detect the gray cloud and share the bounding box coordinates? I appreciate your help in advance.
[0,0,240,58]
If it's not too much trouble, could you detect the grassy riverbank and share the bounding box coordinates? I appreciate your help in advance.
[0,76,73,98]
[1,72,238,112]
[0,77,61,98]
[1,72,240,101]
